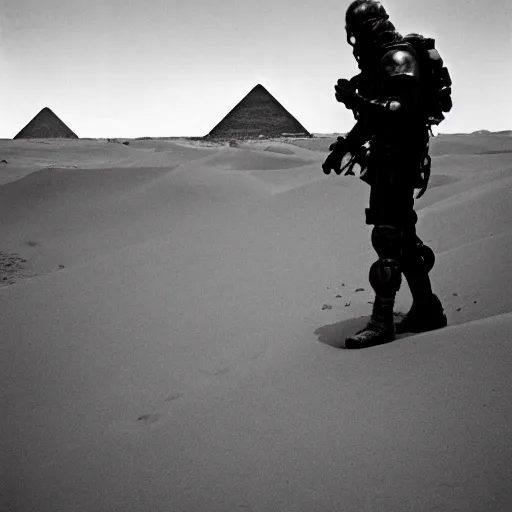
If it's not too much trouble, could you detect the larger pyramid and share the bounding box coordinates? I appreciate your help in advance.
[14,107,78,139]
[207,84,310,139]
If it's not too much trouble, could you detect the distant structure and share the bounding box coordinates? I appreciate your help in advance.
[206,84,310,139]
[14,107,78,139]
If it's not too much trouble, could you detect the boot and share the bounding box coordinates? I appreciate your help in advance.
[395,293,447,334]
[345,296,396,349]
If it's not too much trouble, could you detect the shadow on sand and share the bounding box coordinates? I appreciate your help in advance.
[315,314,417,350]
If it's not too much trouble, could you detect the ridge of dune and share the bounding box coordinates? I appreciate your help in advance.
[237,140,323,160]
[418,172,512,252]
[416,166,512,212]
[426,231,512,326]
[200,146,316,171]
[421,167,512,212]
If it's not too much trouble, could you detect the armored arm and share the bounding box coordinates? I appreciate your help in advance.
[335,49,421,123]
[322,119,370,175]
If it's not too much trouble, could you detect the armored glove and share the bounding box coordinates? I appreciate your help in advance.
[334,78,366,112]
[335,79,356,107]
[322,136,348,175]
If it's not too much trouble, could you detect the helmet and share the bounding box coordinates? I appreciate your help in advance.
[345,0,390,47]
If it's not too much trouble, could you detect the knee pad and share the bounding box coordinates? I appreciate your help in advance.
[402,243,435,273]
[371,224,403,259]
[369,258,402,296]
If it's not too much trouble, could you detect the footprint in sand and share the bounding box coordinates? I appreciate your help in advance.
[137,413,160,425]
[0,251,32,286]
[165,392,184,403]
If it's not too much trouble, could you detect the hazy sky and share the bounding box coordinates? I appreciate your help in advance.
[1,0,511,138]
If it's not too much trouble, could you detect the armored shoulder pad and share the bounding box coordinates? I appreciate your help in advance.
[381,49,420,80]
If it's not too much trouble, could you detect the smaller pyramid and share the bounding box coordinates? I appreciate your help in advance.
[14,107,78,139]
[207,84,310,139]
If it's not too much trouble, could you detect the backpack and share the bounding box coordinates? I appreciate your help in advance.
[395,34,453,197]
[401,33,453,128]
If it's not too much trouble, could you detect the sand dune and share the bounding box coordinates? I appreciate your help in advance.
[202,147,316,171]
[2,133,512,511]
[0,139,217,186]
[430,133,512,156]
[419,173,512,251]
[434,233,512,325]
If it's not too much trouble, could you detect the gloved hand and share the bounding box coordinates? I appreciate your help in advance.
[322,136,347,175]
[334,79,359,109]
[329,136,346,152]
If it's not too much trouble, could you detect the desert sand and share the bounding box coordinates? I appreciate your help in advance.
[1,133,512,511]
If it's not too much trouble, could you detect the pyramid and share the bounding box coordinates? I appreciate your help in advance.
[14,107,78,139]
[207,84,310,139]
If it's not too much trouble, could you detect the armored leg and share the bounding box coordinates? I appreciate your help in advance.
[346,164,446,347]
[369,258,402,298]
[395,229,447,333]
[345,224,402,348]
[369,224,404,297]
[401,232,435,301]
